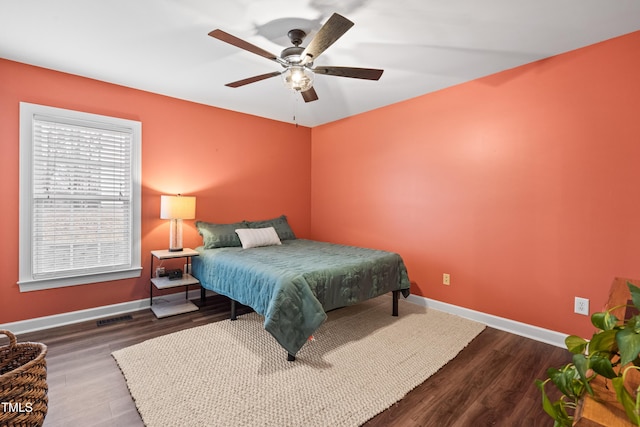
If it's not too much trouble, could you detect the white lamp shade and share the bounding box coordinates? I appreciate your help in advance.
[160,195,196,219]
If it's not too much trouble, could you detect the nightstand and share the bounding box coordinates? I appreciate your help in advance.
[149,248,200,318]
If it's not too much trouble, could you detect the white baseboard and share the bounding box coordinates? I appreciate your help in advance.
[0,289,208,336]
[2,291,567,349]
[405,294,568,348]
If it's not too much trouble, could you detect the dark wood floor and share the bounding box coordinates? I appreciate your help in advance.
[8,295,570,427]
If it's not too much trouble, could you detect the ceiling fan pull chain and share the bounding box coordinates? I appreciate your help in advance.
[293,94,298,127]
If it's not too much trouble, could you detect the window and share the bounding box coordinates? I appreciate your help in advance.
[19,102,142,291]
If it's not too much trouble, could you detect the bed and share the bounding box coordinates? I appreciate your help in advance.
[190,216,411,360]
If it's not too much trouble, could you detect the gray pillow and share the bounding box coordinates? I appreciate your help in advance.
[245,215,296,240]
[195,221,248,248]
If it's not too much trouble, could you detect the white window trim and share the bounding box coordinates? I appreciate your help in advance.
[18,102,142,292]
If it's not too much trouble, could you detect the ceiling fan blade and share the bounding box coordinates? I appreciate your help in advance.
[300,13,354,65]
[301,87,319,103]
[313,66,384,80]
[225,71,281,88]
[209,29,279,63]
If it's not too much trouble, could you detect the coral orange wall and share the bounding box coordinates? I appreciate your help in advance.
[310,31,640,339]
[0,59,311,324]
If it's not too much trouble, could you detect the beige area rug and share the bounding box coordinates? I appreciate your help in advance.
[112,296,485,427]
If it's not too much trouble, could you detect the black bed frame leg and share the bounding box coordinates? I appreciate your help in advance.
[230,299,237,320]
[392,290,399,317]
[287,353,296,362]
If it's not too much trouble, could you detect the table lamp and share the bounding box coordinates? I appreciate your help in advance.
[160,194,196,252]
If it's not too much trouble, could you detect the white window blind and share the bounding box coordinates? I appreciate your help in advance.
[19,103,142,291]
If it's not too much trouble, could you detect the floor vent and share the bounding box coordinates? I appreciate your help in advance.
[97,315,133,327]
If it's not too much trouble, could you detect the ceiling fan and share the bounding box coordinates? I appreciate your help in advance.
[208,13,384,103]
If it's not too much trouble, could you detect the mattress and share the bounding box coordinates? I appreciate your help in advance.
[191,239,411,355]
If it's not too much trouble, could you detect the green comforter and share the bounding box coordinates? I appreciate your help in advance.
[191,239,411,356]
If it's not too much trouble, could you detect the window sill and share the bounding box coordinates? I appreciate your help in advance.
[18,267,143,292]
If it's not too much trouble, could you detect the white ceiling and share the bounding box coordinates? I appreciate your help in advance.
[2,0,640,127]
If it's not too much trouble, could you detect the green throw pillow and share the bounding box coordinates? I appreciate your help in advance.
[245,215,296,240]
[195,221,248,248]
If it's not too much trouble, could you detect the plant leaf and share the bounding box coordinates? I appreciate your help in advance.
[612,376,640,425]
[551,400,573,427]
[628,282,640,312]
[549,365,586,399]
[573,354,594,396]
[536,379,559,419]
[536,379,574,426]
[617,324,640,366]
[565,335,588,354]
[589,354,617,378]
[589,329,618,355]
[592,311,619,331]
[548,367,573,398]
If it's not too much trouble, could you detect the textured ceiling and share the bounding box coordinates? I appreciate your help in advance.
[1,0,640,127]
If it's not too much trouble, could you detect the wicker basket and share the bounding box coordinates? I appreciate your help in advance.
[0,330,48,427]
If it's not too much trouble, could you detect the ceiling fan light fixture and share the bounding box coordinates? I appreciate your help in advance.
[210,13,382,104]
[282,65,314,92]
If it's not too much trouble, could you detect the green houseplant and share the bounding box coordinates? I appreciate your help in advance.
[536,282,640,426]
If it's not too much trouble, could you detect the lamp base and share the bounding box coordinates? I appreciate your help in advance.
[168,218,184,253]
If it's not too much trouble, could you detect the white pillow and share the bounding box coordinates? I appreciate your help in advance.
[235,227,282,249]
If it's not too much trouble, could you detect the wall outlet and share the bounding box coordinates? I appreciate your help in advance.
[183,263,191,275]
[574,297,590,315]
[443,273,450,286]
